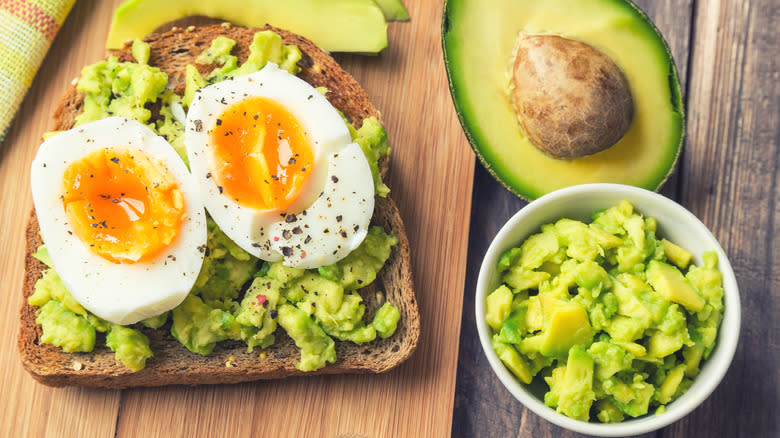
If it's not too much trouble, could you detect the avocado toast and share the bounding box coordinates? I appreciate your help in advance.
[19,24,420,388]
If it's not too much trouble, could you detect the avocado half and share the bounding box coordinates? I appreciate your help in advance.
[442,0,684,201]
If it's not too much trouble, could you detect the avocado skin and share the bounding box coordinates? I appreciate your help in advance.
[442,0,684,201]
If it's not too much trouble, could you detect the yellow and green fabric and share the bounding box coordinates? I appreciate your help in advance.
[0,0,75,143]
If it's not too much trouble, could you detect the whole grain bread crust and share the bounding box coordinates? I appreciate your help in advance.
[19,24,418,388]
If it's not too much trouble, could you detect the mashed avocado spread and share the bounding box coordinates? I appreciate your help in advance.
[30,34,400,372]
[485,201,724,422]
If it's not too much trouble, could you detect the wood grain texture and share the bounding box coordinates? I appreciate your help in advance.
[0,0,474,437]
[670,0,779,436]
[452,0,779,436]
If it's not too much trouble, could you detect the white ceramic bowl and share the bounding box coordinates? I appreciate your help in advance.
[475,183,740,436]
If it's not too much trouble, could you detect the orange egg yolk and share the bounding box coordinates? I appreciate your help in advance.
[209,96,314,211]
[62,148,185,264]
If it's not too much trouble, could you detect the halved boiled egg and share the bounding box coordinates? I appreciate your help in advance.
[30,117,207,325]
[185,63,375,269]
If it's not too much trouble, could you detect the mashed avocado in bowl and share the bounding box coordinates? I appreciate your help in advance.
[476,184,740,436]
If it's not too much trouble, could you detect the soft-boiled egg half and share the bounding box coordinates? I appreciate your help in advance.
[30,117,207,325]
[186,63,375,269]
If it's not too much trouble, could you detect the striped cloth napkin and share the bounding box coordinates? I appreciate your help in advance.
[0,0,76,144]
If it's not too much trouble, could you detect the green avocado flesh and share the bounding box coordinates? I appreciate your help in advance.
[484,201,725,422]
[374,0,409,21]
[443,0,684,200]
[107,0,388,53]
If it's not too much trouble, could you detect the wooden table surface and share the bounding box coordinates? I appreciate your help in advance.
[0,0,777,437]
[453,0,779,437]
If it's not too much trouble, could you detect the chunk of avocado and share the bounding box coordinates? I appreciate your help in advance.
[647,330,685,358]
[107,0,389,53]
[443,0,683,200]
[485,285,513,331]
[606,377,655,417]
[682,345,705,377]
[492,336,533,384]
[657,363,687,404]
[525,296,543,332]
[539,295,592,357]
[545,346,596,421]
[646,260,705,311]
[613,274,653,321]
[277,303,336,371]
[614,341,646,358]
[662,238,693,269]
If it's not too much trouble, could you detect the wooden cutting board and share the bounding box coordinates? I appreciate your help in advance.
[0,1,475,436]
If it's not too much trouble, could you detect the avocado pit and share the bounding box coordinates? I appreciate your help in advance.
[511,34,634,159]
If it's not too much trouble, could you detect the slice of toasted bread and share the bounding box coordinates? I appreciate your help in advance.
[19,24,419,388]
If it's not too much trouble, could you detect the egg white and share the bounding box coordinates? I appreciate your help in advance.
[185,63,375,268]
[266,142,374,269]
[30,117,207,325]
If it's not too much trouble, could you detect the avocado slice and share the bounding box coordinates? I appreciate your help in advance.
[374,0,410,21]
[657,363,686,404]
[107,0,389,53]
[557,346,596,421]
[661,238,693,269]
[443,0,684,200]
[485,285,513,331]
[539,295,592,357]
[647,329,685,358]
[646,260,705,311]
[492,337,533,384]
